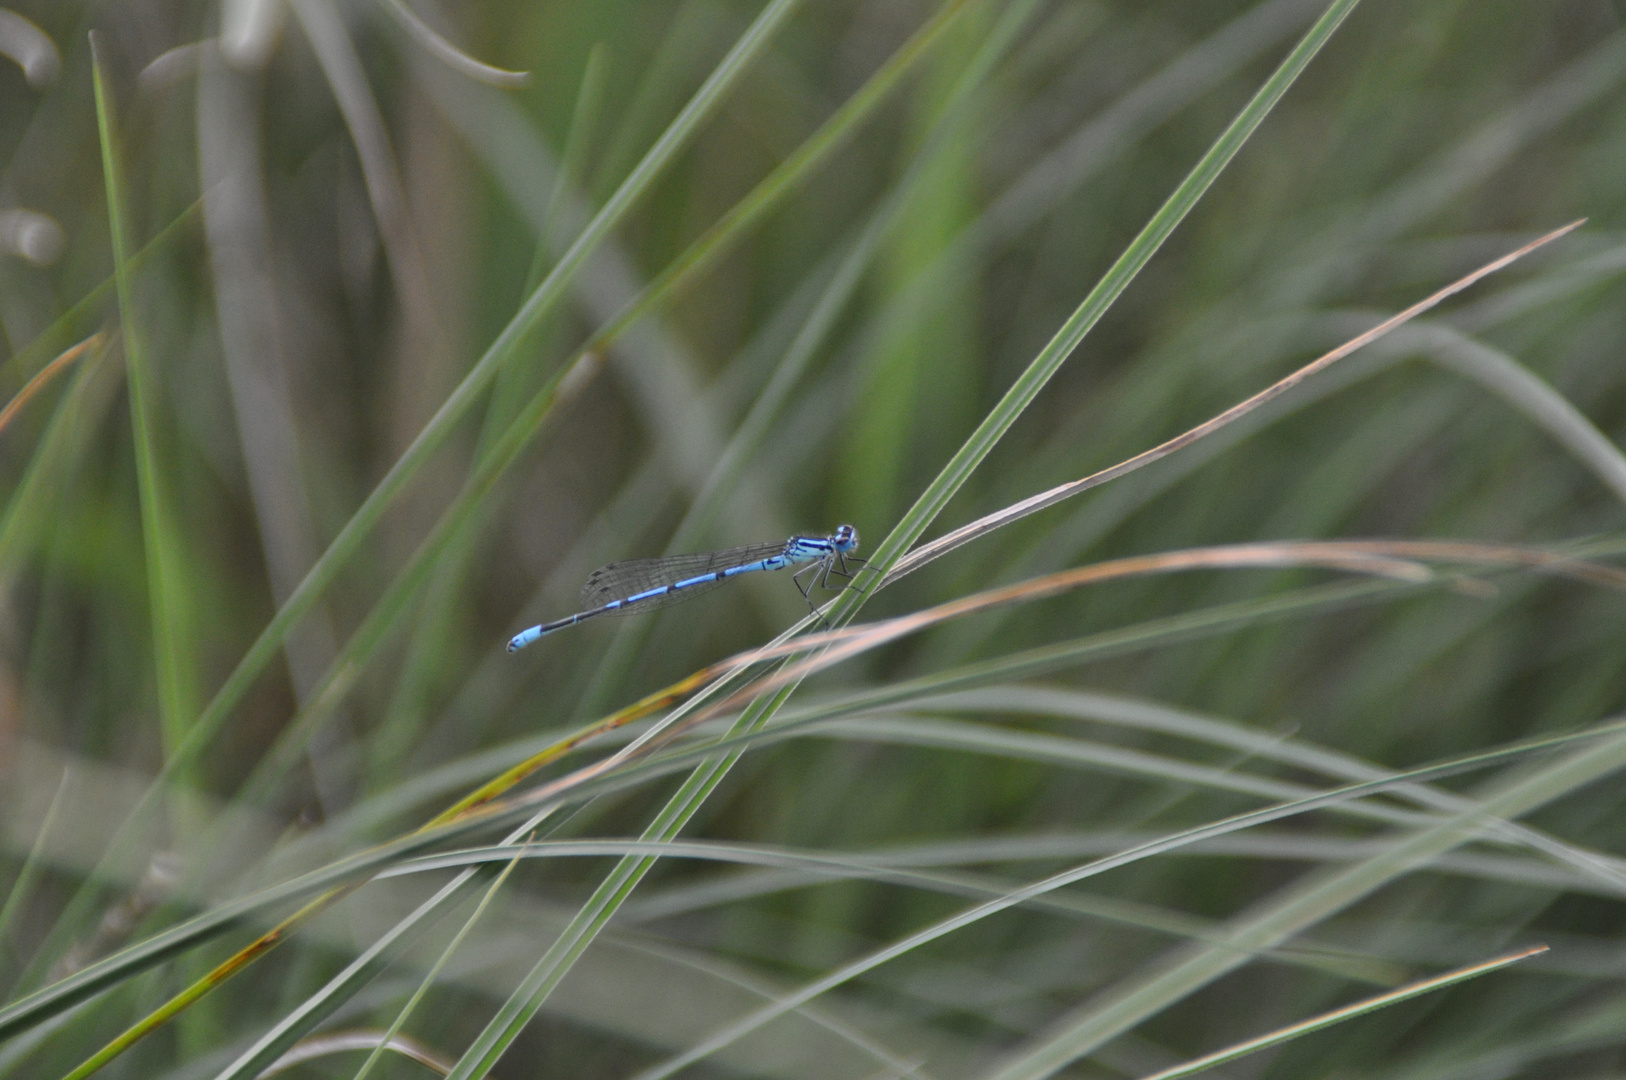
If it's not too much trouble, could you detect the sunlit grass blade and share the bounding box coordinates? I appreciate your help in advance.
[883,221,1584,585]
[1134,945,1547,1080]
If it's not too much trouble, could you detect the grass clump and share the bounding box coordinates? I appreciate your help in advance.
[0,2,1624,1079]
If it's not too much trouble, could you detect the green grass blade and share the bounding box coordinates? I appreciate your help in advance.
[0,769,71,978]
[585,0,982,351]
[3,640,1618,1050]
[1410,323,1626,506]
[0,202,200,390]
[350,853,523,1080]
[91,37,197,767]
[155,0,808,790]
[880,225,1580,586]
[23,11,816,1019]
[1135,946,1547,1080]
[205,873,473,1080]
[374,836,1391,985]
[615,735,1601,1080]
[978,732,1626,1080]
[851,0,1362,595]
[573,0,1031,710]
[440,5,1045,1070]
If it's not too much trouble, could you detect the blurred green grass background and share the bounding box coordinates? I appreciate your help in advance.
[3,0,1626,1077]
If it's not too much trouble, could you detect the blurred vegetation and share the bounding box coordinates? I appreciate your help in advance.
[1,0,1626,1077]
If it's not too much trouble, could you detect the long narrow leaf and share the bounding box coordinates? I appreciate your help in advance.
[1134,945,1548,1080]
[92,37,193,761]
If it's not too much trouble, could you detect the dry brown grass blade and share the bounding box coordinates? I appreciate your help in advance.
[883,220,1586,586]
[605,538,1624,766]
[481,537,1626,818]
[0,332,103,440]
[258,1027,458,1078]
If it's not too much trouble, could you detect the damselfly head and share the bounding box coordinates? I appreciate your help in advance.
[832,524,858,552]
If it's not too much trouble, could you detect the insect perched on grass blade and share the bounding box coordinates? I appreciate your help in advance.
[507,525,861,652]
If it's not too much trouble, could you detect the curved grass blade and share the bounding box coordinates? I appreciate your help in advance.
[260,1028,455,1077]
[656,539,1626,741]
[1134,945,1547,1080]
[348,848,524,1080]
[976,734,1626,1080]
[846,0,1366,603]
[149,0,808,794]
[204,872,475,1080]
[441,543,1579,1075]
[377,837,1396,985]
[1406,321,1626,506]
[31,534,1623,1067]
[440,4,1050,1067]
[5,633,1623,1052]
[933,685,1626,897]
[39,3,815,1039]
[936,304,1626,663]
[883,221,1585,587]
[377,0,529,88]
[0,334,100,442]
[617,734,1609,1080]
